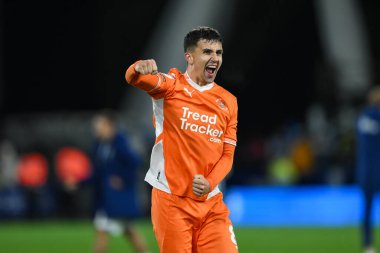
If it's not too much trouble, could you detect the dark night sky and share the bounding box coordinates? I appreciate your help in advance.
[222,1,320,135]
[3,0,167,113]
[2,0,380,136]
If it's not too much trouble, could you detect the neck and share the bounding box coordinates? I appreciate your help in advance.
[186,69,208,86]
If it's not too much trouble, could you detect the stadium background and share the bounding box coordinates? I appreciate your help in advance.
[0,0,380,252]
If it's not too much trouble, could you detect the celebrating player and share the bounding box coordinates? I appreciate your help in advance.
[125,27,239,253]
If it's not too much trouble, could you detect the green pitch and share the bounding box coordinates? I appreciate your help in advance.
[0,220,378,253]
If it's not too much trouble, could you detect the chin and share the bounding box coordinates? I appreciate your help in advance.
[206,77,215,83]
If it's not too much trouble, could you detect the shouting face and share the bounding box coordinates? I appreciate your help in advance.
[185,39,223,86]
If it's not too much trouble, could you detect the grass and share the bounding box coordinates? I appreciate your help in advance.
[0,220,379,253]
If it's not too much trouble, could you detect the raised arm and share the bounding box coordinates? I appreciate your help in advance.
[125,59,160,92]
[125,59,175,99]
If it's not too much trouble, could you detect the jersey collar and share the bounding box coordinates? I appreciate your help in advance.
[184,72,214,92]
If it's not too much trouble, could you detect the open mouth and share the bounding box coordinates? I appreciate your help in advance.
[205,66,217,75]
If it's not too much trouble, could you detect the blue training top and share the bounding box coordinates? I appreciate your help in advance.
[356,105,380,191]
[92,131,142,218]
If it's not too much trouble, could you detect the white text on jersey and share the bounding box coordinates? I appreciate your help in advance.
[180,107,223,138]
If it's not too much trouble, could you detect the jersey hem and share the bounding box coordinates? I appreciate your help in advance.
[145,172,221,200]
[145,170,171,194]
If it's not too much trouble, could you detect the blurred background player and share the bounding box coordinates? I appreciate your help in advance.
[125,27,239,253]
[91,109,149,253]
[356,86,380,253]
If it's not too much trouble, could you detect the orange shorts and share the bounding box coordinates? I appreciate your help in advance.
[151,188,239,253]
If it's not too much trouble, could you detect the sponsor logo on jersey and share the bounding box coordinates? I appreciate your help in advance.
[179,107,223,143]
[184,87,195,97]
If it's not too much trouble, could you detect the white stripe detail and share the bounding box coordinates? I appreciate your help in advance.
[184,72,214,92]
[163,73,175,79]
[224,139,237,146]
[152,99,164,137]
[145,99,170,193]
[144,140,171,193]
[207,185,221,199]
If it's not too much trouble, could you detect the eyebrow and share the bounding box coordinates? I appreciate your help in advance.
[202,48,223,54]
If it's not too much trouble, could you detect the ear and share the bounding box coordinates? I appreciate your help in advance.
[184,52,193,65]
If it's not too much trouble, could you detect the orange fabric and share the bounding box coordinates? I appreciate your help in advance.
[151,188,238,253]
[125,61,161,93]
[125,64,238,201]
[206,144,235,191]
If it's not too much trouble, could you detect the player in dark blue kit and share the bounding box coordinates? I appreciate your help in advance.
[91,109,149,253]
[356,86,380,253]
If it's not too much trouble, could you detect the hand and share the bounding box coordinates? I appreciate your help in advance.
[135,59,158,75]
[110,175,124,190]
[192,174,210,196]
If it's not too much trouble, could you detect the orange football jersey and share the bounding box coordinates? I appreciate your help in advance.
[126,63,238,201]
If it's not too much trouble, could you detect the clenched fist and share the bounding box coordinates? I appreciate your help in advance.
[135,59,158,75]
[193,174,210,196]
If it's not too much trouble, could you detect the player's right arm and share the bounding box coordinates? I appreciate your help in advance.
[125,59,175,99]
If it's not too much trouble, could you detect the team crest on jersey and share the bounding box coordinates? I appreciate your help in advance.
[216,98,227,111]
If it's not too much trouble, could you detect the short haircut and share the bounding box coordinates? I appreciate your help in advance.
[96,109,117,126]
[184,26,223,52]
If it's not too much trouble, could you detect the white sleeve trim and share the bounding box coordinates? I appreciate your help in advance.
[224,138,237,146]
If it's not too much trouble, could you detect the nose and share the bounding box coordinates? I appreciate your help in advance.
[210,53,219,62]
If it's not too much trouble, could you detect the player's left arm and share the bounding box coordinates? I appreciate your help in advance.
[193,98,238,196]
[193,144,236,196]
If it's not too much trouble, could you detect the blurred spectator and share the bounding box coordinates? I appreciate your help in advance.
[55,147,92,218]
[290,136,315,184]
[356,86,380,253]
[0,140,24,218]
[0,140,19,188]
[268,156,297,185]
[306,104,338,184]
[266,122,302,185]
[90,109,149,253]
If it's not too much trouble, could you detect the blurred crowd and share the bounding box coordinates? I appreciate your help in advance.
[0,110,151,221]
[231,103,357,187]
[0,103,362,220]
[0,141,94,219]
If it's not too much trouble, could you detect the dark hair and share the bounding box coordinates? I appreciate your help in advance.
[184,26,223,52]
[96,109,117,126]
